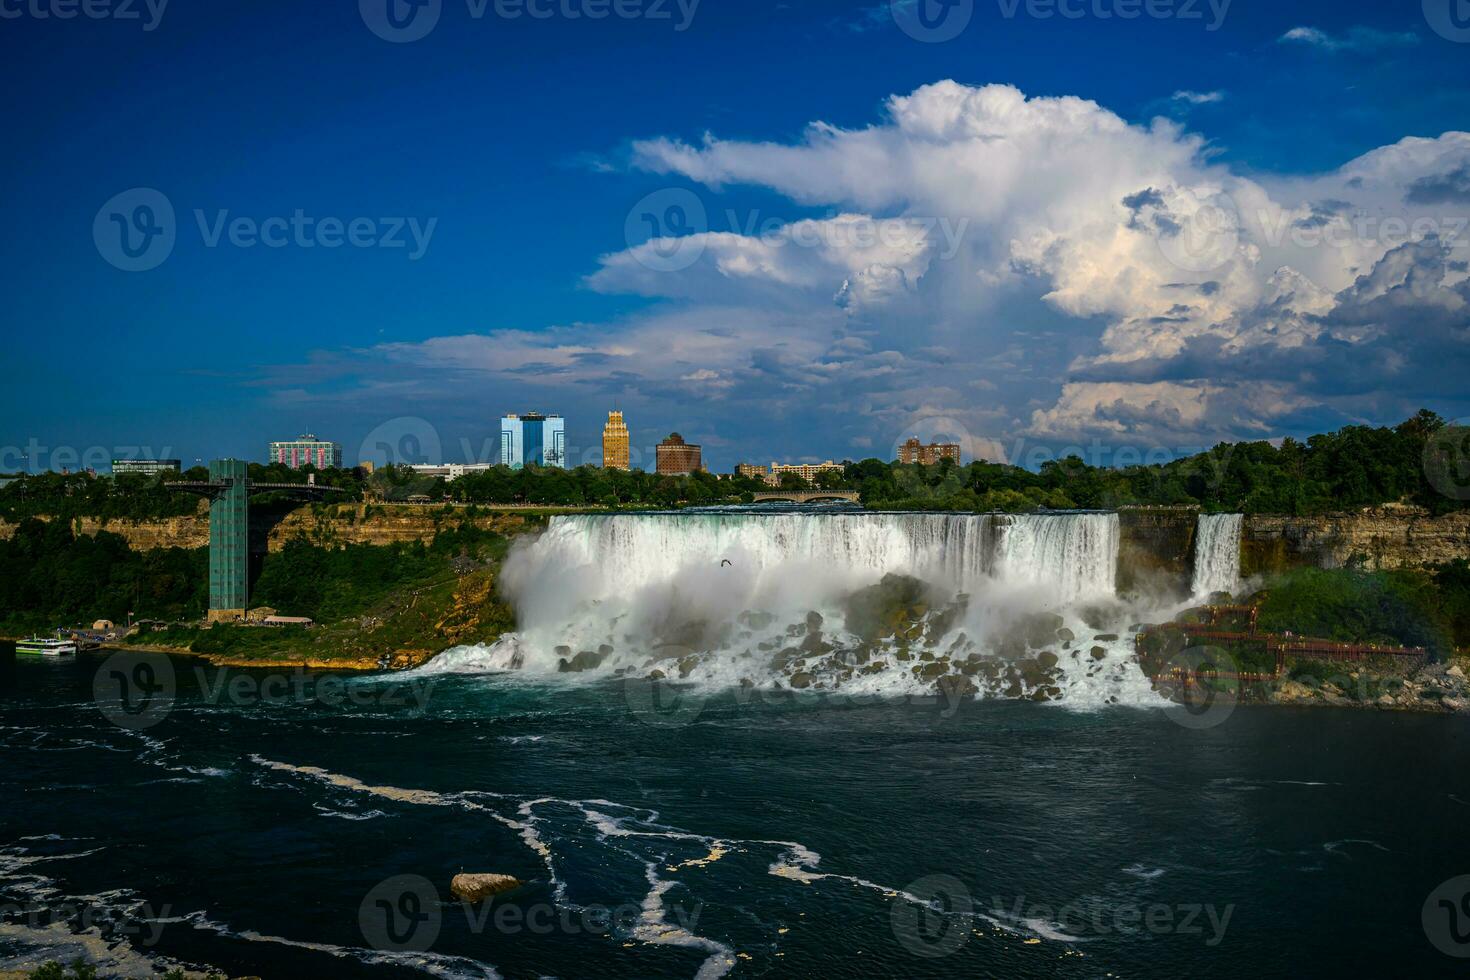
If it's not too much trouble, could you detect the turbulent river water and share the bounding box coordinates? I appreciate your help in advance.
[3,509,1469,977]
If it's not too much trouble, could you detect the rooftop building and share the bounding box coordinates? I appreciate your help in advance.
[500,413,566,469]
[602,411,630,470]
[768,460,844,486]
[269,434,342,470]
[898,438,961,466]
[111,459,182,477]
[656,433,702,476]
[404,463,495,481]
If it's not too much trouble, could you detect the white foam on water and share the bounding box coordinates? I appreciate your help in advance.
[632,863,738,980]
[181,912,500,979]
[242,755,1080,968]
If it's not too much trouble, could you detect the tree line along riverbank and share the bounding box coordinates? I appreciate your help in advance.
[3,412,1468,517]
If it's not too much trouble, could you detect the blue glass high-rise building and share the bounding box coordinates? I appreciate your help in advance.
[500,413,566,469]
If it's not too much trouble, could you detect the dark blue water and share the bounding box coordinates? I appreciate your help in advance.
[3,644,1470,978]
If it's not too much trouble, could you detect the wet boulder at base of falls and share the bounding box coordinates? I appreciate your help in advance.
[738,610,775,631]
[843,573,939,642]
[558,649,610,672]
[937,674,978,699]
[914,660,948,682]
[923,595,970,645]
[1018,657,1059,690]
[770,647,802,672]
[1025,613,1065,649]
[450,873,522,903]
[799,631,834,656]
[990,611,1065,658]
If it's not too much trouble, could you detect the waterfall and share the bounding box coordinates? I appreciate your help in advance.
[993,513,1119,601]
[516,512,996,595]
[416,509,1160,707]
[507,511,1119,605]
[1191,513,1243,598]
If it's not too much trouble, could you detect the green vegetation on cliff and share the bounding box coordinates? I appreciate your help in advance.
[1254,564,1470,657]
[249,523,510,623]
[0,518,205,633]
[0,517,517,663]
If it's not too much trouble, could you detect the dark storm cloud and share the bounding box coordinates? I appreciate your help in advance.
[1405,164,1470,205]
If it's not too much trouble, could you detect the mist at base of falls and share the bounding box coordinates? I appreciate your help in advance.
[408,511,1224,708]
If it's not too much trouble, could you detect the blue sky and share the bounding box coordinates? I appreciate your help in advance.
[2,0,1468,471]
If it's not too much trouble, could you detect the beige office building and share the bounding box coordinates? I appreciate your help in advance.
[768,460,844,485]
[602,411,630,470]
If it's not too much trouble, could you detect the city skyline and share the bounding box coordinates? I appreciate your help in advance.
[4,1,1467,473]
[76,411,950,475]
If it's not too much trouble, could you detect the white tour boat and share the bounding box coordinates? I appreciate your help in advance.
[16,634,78,657]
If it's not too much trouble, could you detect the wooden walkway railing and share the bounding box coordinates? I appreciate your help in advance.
[1138,605,1429,680]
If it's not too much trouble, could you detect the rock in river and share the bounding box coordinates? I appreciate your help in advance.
[451,873,522,903]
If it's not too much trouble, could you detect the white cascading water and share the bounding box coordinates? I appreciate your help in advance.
[993,513,1119,600]
[412,511,1161,707]
[1191,513,1243,598]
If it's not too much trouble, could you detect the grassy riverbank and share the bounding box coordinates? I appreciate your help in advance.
[115,563,512,670]
[0,518,527,669]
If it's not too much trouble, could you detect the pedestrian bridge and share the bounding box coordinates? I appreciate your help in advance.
[750,491,861,504]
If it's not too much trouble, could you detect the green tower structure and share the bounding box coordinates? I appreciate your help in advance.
[207,458,250,618]
[168,459,345,621]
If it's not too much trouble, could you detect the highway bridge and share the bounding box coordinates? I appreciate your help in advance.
[750,491,861,504]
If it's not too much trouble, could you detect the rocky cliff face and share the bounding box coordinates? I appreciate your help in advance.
[1242,507,1470,575]
[0,512,213,549]
[258,505,536,550]
[5,504,1465,575]
[0,505,538,553]
[1117,506,1470,590]
[1116,508,1197,597]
